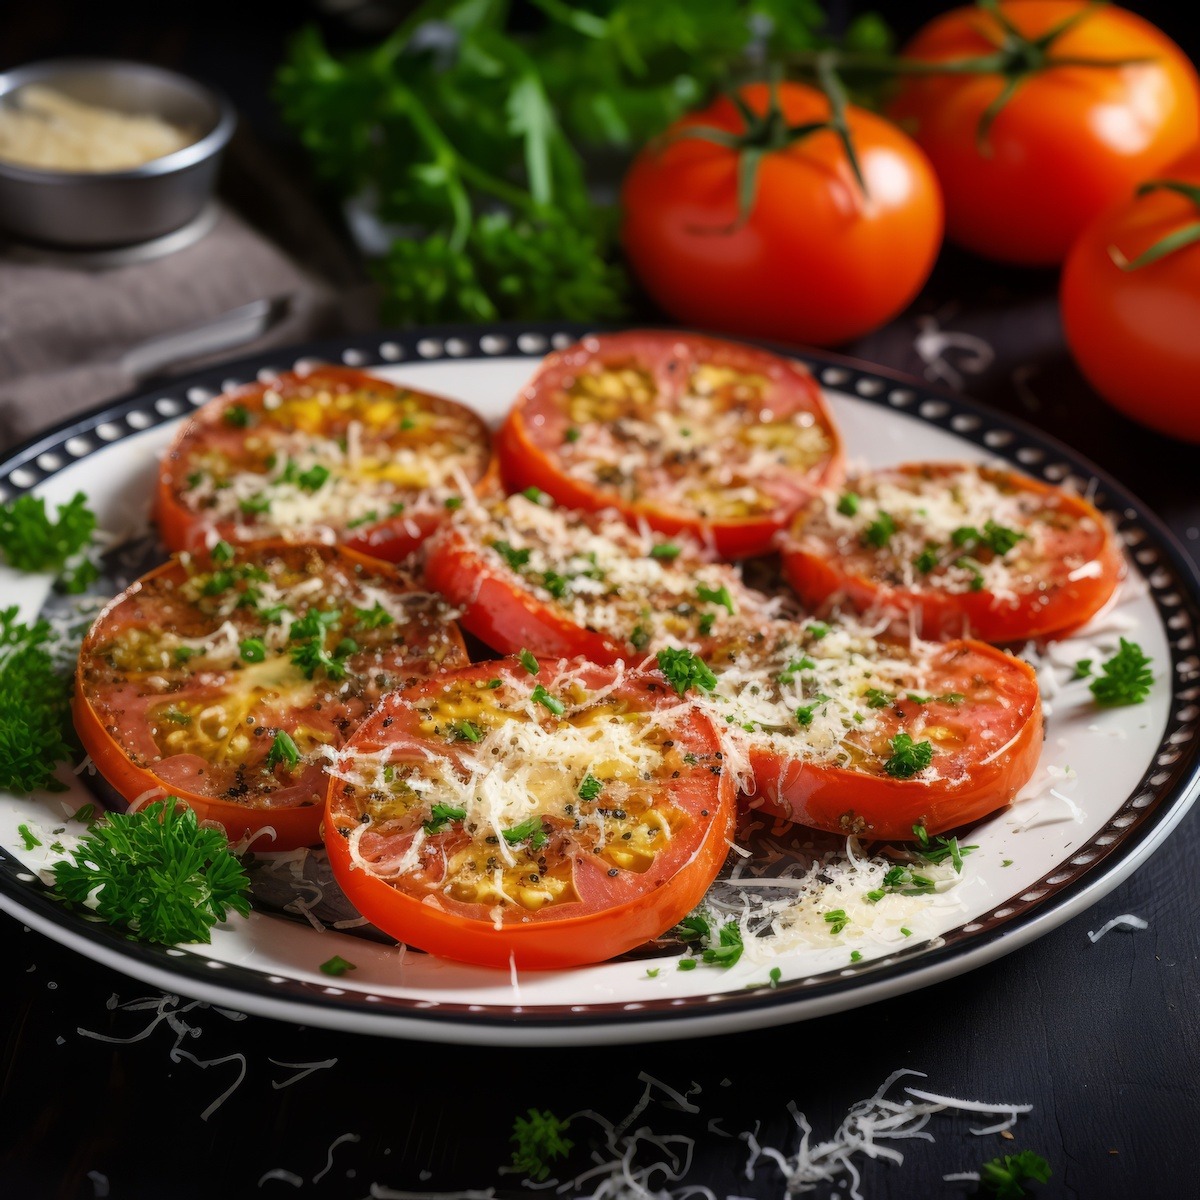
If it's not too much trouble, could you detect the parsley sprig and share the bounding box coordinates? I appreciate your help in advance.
[0,492,98,593]
[656,647,717,697]
[510,1108,573,1183]
[980,1149,1052,1197]
[1089,639,1153,707]
[0,607,74,794]
[50,799,251,945]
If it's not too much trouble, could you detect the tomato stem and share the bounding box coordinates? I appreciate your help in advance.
[1108,179,1200,270]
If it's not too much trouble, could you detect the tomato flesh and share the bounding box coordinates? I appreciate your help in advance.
[709,622,1043,839]
[781,463,1123,642]
[74,542,467,849]
[498,331,844,559]
[323,658,735,969]
[157,366,493,561]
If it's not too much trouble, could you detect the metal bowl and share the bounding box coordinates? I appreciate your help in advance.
[0,58,236,249]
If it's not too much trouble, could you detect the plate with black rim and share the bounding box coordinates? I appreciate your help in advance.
[1,322,1197,1047]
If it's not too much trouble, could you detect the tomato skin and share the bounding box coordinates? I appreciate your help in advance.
[621,82,943,346]
[781,463,1124,643]
[422,521,629,664]
[888,2,1200,265]
[323,660,736,970]
[498,331,845,559]
[1061,148,1200,443]
[744,641,1043,839]
[74,543,467,851]
[157,365,493,562]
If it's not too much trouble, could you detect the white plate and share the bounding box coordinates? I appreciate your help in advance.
[1,325,1197,1046]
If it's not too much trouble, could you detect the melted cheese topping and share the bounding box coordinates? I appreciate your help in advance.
[332,662,709,913]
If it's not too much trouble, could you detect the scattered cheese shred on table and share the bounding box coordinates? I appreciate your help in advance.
[1087,914,1149,943]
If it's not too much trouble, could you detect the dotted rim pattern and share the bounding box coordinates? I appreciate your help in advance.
[0,322,1197,1037]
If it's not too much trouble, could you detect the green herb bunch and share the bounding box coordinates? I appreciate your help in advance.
[276,0,890,324]
[0,606,74,794]
[51,799,252,945]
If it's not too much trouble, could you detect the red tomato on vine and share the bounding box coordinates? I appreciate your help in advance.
[888,1,1200,265]
[621,79,943,347]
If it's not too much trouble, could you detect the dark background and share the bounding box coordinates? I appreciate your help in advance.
[2,4,1199,1199]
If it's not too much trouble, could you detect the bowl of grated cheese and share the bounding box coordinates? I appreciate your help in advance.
[0,58,235,249]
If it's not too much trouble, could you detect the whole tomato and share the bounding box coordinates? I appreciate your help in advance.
[888,1,1200,266]
[1061,148,1200,443]
[620,81,943,347]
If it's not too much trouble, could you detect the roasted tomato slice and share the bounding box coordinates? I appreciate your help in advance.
[74,541,467,849]
[709,620,1043,839]
[157,365,494,562]
[781,462,1123,642]
[324,657,735,969]
[422,491,782,663]
[496,331,844,558]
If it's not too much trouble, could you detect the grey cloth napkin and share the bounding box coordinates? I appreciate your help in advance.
[0,204,341,452]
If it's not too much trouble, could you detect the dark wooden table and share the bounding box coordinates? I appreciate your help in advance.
[3,4,1200,1196]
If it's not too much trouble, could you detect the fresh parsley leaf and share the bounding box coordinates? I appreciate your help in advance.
[510,1109,573,1182]
[795,694,831,727]
[424,802,467,834]
[0,491,97,590]
[656,647,717,697]
[862,511,895,548]
[503,817,548,849]
[530,684,565,715]
[913,546,939,574]
[696,582,735,614]
[1072,658,1093,680]
[1090,639,1153,706]
[630,623,651,651]
[491,540,531,572]
[265,730,300,770]
[836,492,860,516]
[0,607,73,794]
[578,773,603,802]
[702,920,744,968]
[675,912,711,942]
[290,636,350,681]
[518,649,540,675]
[982,519,1029,557]
[320,955,356,977]
[354,602,394,630]
[50,799,251,945]
[223,404,252,428]
[980,1150,1052,1197]
[296,463,330,492]
[521,486,549,505]
[883,732,934,779]
[864,687,891,708]
[451,719,483,743]
[650,542,681,560]
[806,621,830,641]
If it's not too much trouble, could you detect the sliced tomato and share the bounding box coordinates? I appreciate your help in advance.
[157,365,494,562]
[421,492,781,663]
[74,541,467,850]
[708,621,1043,839]
[323,657,735,969]
[497,331,844,558]
[781,462,1123,642]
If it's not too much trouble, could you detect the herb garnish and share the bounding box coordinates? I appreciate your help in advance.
[980,1150,1052,1197]
[50,799,251,945]
[1090,639,1153,706]
[0,491,98,592]
[518,648,540,675]
[510,1109,573,1183]
[503,817,548,850]
[883,732,934,778]
[424,802,467,834]
[320,955,356,977]
[530,684,565,715]
[265,730,301,770]
[656,647,717,697]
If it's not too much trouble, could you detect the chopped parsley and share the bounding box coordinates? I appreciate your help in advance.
[503,817,548,849]
[239,637,267,663]
[290,635,353,680]
[913,545,939,574]
[650,542,681,560]
[776,657,816,685]
[223,404,252,428]
[697,613,716,637]
[1072,658,1093,680]
[980,1149,1051,1197]
[1090,639,1153,706]
[511,1109,573,1182]
[424,802,467,834]
[0,607,73,794]
[701,920,744,968]
[521,486,549,505]
[492,539,531,571]
[883,732,934,779]
[656,647,717,697]
[578,773,603,802]
[238,493,272,515]
[564,427,581,444]
[836,492,860,516]
[806,621,830,640]
[518,648,539,675]
[319,955,356,977]
[530,684,565,715]
[444,495,463,510]
[265,730,300,770]
[952,520,1029,558]
[212,539,235,564]
[954,556,986,591]
[451,719,482,743]
[696,582,735,614]
[864,687,891,708]
[354,602,394,630]
[346,510,378,529]
[288,608,340,640]
[862,511,896,548]
[50,799,251,945]
[629,623,651,651]
[18,823,41,850]
[824,909,849,935]
[795,695,831,728]
[297,463,330,492]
